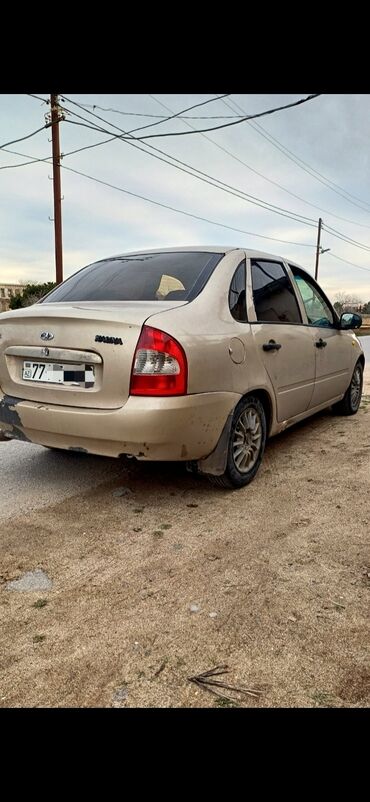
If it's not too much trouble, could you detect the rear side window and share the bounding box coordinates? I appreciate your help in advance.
[251,260,301,324]
[229,260,247,322]
[41,252,223,303]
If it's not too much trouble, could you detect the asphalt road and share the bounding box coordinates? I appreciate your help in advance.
[0,440,122,521]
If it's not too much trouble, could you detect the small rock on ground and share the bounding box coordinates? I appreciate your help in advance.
[6,569,53,592]
[113,686,128,700]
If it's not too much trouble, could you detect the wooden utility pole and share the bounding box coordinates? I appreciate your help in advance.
[314,217,322,281]
[50,94,63,285]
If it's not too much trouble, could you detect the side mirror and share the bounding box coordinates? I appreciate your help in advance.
[340,312,362,330]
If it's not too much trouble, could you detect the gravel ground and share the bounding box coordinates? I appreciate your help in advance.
[0,366,369,708]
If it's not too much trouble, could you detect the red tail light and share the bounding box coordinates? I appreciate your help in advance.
[130,325,188,396]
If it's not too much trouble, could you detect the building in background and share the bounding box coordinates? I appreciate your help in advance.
[0,284,26,312]
[342,303,362,313]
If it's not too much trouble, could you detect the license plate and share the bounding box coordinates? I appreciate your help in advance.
[22,361,95,387]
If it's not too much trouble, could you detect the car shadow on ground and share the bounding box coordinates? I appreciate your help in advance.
[4,400,357,508]
[32,404,343,499]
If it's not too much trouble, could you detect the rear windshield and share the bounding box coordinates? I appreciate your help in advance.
[41,252,223,303]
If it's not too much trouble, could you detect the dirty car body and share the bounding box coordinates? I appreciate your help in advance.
[0,247,364,488]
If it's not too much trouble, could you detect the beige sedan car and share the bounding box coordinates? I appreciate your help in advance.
[0,247,364,488]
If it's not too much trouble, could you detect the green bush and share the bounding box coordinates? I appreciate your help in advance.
[9,282,57,309]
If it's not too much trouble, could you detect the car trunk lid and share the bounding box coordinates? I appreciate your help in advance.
[0,301,187,409]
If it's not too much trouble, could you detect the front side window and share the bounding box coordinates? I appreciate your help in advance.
[290,268,334,328]
[251,260,301,324]
[41,252,223,303]
[229,260,247,322]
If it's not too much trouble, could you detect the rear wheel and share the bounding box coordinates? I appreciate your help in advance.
[332,360,363,416]
[208,395,267,489]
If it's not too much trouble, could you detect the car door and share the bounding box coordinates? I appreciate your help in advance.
[289,266,353,407]
[248,258,316,422]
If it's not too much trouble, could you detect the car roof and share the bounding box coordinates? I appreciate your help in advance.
[101,246,299,263]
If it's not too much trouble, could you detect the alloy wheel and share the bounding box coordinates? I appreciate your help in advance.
[232,406,263,473]
[350,365,362,409]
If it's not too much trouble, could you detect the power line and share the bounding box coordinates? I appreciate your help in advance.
[246,117,370,214]
[4,98,370,260]
[0,136,116,167]
[64,136,117,158]
[149,94,370,231]
[61,93,320,139]
[63,116,318,226]
[65,115,316,228]
[6,127,365,242]
[64,101,265,119]
[326,252,370,274]
[0,123,51,150]
[0,154,49,169]
[60,97,318,227]
[19,94,370,231]
[89,94,321,141]
[59,161,317,248]
[0,147,51,166]
[0,141,318,247]
[64,97,370,247]
[27,93,49,104]
[223,96,370,214]
[19,95,370,233]
[322,223,370,253]
[323,222,370,248]
[8,121,370,250]
[6,146,370,282]
[9,141,370,267]
[125,94,230,134]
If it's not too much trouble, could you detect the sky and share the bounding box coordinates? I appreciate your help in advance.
[1,93,370,302]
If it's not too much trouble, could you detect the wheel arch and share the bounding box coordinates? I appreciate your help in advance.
[245,387,273,437]
[194,386,274,477]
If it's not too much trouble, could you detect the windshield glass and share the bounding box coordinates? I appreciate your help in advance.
[41,252,223,303]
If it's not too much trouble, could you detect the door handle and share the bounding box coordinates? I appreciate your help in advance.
[263,340,282,352]
[315,338,327,348]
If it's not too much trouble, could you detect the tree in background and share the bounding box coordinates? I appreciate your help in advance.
[333,292,363,315]
[9,282,56,309]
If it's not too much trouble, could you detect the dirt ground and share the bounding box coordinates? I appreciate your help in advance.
[1,378,369,708]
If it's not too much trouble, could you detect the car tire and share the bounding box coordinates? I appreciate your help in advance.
[208,395,267,489]
[332,360,363,416]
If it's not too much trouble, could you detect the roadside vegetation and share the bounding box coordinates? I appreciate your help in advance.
[9,282,56,309]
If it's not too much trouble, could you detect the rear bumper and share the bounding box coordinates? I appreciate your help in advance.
[0,390,240,460]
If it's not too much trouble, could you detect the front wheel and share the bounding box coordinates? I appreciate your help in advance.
[208,395,267,489]
[332,360,363,416]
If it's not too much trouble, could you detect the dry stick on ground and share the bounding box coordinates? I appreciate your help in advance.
[188,665,262,703]
[195,664,229,678]
[328,599,346,609]
[190,677,240,704]
[154,661,167,677]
